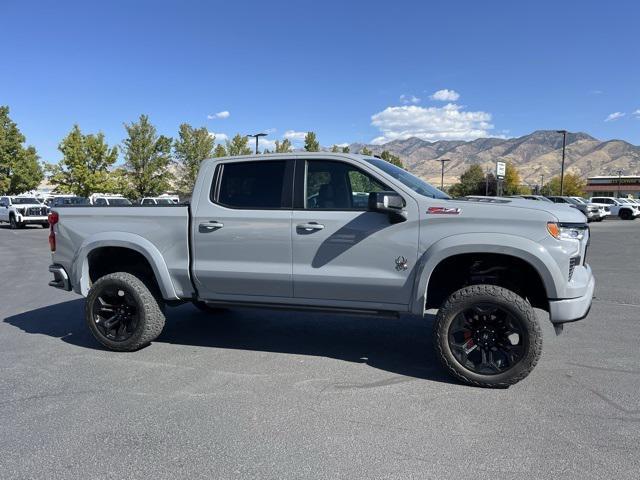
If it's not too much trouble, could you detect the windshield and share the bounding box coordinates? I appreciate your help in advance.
[107,198,132,206]
[364,158,450,199]
[571,197,587,205]
[156,198,174,204]
[11,197,41,205]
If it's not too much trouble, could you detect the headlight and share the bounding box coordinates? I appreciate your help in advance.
[547,222,586,241]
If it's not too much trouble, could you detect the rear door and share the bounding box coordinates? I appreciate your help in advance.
[192,159,295,300]
[291,158,419,308]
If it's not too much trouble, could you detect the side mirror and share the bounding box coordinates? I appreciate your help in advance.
[368,191,407,223]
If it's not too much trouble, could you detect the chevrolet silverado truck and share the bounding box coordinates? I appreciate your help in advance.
[47,153,595,388]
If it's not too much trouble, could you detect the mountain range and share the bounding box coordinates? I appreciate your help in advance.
[347,131,640,186]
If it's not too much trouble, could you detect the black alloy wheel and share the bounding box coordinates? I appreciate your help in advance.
[448,304,525,375]
[92,285,140,342]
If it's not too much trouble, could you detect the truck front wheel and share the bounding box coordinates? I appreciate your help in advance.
[85,272,165,351]
[433,285,542,388]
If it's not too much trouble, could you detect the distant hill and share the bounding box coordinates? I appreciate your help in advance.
[347,130,640,185]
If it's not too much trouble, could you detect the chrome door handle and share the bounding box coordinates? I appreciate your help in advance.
[297,222,325,231]
[199,221,224,232]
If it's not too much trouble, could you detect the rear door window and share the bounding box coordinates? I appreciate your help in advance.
[214,160,289,209]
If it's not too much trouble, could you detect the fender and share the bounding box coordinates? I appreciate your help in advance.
[409,232,564,316]
[71,231,180,300]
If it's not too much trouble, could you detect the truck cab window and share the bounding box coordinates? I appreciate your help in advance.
[216,160,287,209]
[305,160,387,210]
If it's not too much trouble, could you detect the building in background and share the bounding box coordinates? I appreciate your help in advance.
[585,175,640,198]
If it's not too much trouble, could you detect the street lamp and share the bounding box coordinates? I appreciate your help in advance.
[616,169,623,198]
[556,130,567,195]
[435,158,451,190]
[247,133,267,154]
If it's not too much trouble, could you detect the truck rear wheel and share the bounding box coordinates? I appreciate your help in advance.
[85,272,165,351]
[433,284,542,388]
[620,209,632,220]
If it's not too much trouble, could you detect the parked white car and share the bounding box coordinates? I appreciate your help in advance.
[0,196,50,229]
[140,197,177,205]
[569,197,607,221]
[589,196,640,220]
[91,196,133,206]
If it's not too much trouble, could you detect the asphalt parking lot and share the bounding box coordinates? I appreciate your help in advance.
[1,220,639,479]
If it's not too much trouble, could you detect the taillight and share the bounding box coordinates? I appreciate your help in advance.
[48,212,58,252]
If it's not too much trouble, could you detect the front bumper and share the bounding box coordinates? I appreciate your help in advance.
[17,214,48,224]
[548,269,595,324]
[48,264,71,291]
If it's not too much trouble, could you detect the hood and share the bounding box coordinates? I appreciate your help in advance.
[447,197,587,223]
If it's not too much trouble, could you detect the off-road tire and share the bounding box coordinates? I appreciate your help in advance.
[85,272,165,351]
[433,284,543,388]
[9,215,17,229]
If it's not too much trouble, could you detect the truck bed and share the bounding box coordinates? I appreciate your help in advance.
[53,205,192,299]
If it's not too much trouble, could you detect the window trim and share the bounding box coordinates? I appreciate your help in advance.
[209,159,294,210]
[295,158,395,211]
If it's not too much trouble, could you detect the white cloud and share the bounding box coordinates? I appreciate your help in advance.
[207,110,230,120]
[370,103,494,144]
[283,130,307,142]
[208,132,228,143]
[604,111,625,122]
[429,89,460,102]
[633,109,640,118]
[258,138,277,151]
[400,94,421,104]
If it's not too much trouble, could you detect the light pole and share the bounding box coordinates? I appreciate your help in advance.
[485,167,492,195]
[435,158,451,190]
[616,169,623,198]
[540,173,544,195]
[556,130,567,195]
[247,133,267,154]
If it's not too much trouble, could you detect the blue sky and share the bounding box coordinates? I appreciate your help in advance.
[1,0,639,162]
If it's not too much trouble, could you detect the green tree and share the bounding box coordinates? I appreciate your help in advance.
[541,173,586,196]
[380,150,403,168]
[173,124,214,195]
[0,106,43,194]
[214,144,227,157]
[225,134,252,156]
[342,146,350,153]
[275,139,292,153]
[447,164,486,197]
[331,144,340,153]
[503,161,528,195]
[360,146,372,156]
[304,132,319,152]
[122,114,174,198]
[48,125,118,197]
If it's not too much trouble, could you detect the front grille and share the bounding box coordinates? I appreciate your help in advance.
[26,207,47,216]
[568,256,581,281]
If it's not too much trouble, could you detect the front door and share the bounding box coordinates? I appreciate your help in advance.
[192,159,294,300]
[291,159,419,308]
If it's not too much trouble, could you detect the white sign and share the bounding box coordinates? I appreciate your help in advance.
[496,161,506,178]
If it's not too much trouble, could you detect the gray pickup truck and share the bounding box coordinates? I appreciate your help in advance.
[48,153,594,387]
